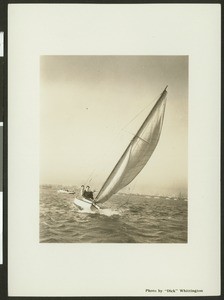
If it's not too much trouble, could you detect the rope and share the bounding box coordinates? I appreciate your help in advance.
[120,94,158,133]
[83,93,158,191]
[84,170,95,186]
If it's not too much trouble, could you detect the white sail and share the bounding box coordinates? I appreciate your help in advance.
[95,87,168,204]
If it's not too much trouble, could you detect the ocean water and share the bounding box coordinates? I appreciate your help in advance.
[40,185,187,243]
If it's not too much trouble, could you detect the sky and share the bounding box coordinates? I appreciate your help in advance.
[40,56,188,196]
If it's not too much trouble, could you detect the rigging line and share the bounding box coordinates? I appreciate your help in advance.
[119,94,159,133]
[83,133,122,188]
[85,120,135,189]
[84,92,161,190]
[96,96,159,179]
[84,169,95,186]
[106,92,159,151]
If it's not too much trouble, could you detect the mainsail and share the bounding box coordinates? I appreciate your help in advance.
[95,86,168,204]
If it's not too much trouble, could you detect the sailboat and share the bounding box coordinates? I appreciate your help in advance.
[74,86,168,211]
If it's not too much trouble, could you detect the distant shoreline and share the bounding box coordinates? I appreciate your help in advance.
[40,184,188,201]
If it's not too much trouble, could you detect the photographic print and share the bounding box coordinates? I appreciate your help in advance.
[39,55,188,243]
[8,4,220,297]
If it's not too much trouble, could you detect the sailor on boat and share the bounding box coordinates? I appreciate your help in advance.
[80,185,85,197]
[74,185,100,210]
[83,186,94,200]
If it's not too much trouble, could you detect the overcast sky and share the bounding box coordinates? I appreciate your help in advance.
[40,56,188,196]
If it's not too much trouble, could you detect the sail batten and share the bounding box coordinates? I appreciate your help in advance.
[95,87,167,204]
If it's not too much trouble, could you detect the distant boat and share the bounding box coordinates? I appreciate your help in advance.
[58,189,75,194]
[58,189,69,193]
[74,86,168,211]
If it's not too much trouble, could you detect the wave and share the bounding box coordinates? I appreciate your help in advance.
[40,185,188,243]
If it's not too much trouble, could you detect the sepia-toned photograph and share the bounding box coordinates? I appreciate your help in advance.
[7,4,220,297]
[39,55,188,243]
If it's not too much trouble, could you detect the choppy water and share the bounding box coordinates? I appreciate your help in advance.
[40,185,187,243]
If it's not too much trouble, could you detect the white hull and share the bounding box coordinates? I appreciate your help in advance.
[74,197,100,211]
